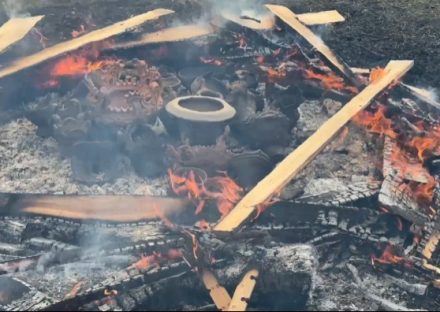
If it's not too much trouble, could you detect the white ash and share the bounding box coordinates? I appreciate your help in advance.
[0,118,167,195]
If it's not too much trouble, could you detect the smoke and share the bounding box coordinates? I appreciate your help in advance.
[2,0,29,18]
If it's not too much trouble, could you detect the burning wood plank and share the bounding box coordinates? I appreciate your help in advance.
[214,60,413,233]
[110,24,214,49]
[0,15,45,54]
[296,10,345,26]
[0,8,173,79]
[265,4,357,85]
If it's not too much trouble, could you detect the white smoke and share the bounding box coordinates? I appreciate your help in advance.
[2,0,29,18]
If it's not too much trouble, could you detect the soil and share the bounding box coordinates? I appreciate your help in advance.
[1,0,438,89]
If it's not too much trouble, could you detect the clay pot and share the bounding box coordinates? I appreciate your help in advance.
[165,95,236,145]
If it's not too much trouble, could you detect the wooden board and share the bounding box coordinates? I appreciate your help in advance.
[201,269,231,311]
[227,269,259,311]
[0,8,173,79]
[0,194,188,222]
[266,4,357,85]
[214,60,414,233]
[0,15,44,54]
[110,24,213,49]
[296,10,345,25]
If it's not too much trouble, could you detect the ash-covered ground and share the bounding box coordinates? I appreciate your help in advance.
[0,118,167,195]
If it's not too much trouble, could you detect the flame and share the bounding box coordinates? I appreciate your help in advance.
[132,252,160,270]
[304,69,358,93]
[168,169,243,217]
[369,67,386,83]
[200,57,224,66]
[409,178,436,210]
[131,249,183,271]
[371,245,412,267]
[352,105,398,138]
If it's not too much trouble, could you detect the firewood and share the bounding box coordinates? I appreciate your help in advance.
[266,4,357,85]
[296,10,345,26]
[227,269,259,311]
[109,24,214,50]
[214,60,413,233]
[0,9,173,79]
[0,16,44,54]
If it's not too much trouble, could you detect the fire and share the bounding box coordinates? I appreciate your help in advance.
[131,249,183,271]
[352,104,398,138]
[304,69,358,94]
[409,178,436,210]
[371,245,412,267]
[369,67,386,83]
[50,56,114,77]
[168,169,243,217]
[200,57,224,66]
[204,175,243,217]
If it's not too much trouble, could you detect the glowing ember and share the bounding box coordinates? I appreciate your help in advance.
[352,104,398,138]
[304,69,358,93]
[132,253,160,270]
[267,67,287,80]
[131,249,183,271]
[50,56,114,77]
[200,56,224,66]
[371,245,412,267]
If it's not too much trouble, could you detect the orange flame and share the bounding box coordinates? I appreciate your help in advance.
[168,169,243,218]
[304,69,358,93]
[50,56,114,77]
[64,282,82,299]
[369,67,386,83]
[131,249,183,271]
[372,245,412,267]
[352,105,398,138]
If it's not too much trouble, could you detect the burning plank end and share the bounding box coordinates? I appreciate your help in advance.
[214,60,413,234]
[0,8,174,80]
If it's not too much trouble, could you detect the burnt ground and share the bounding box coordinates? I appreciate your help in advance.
[0,0,439,89]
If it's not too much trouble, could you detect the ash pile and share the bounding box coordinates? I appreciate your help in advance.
[0,1,440,311]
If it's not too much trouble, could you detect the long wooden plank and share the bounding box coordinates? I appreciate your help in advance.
[109,24,213,50]
[214,60,413,233]
[0,15,45,53]
[0,8,173,79]
[266,4,357,85]
[296,10,345,25]
[0,194,188,222]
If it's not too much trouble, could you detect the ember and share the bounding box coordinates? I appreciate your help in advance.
[372,245,412,268]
